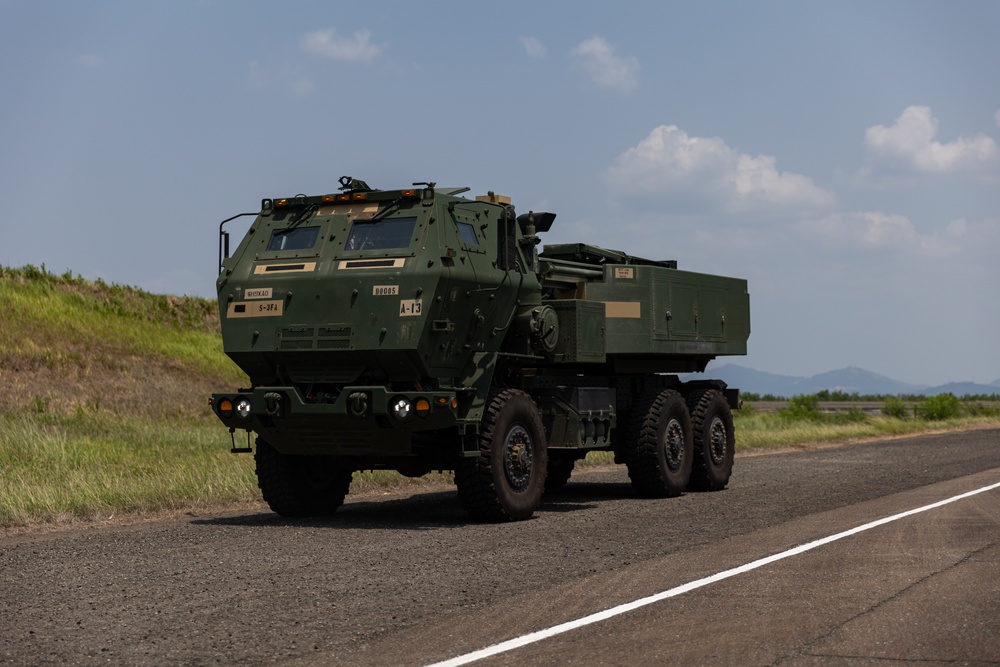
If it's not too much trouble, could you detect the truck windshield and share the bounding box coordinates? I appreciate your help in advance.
[267,226,320,252]
[345,216,417,251]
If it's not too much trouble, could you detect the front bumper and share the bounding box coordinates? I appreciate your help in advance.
[210,385,460,456]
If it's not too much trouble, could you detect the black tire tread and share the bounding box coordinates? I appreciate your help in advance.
[455,389,546,522]
[255,439,352,517]
[685,389,735,492]
[624,389,691,498]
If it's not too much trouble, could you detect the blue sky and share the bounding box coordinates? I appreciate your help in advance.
[2,1,998,386]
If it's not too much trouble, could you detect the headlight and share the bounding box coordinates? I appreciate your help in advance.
[391,397,413,421]
[235,398,252,419]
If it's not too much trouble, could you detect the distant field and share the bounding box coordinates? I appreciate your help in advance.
[749,401,1000,414]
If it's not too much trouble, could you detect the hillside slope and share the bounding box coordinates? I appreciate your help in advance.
[0,266,245,419]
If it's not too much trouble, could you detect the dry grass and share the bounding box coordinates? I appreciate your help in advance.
[0,412,257,527]
[731,411,1000,449]
[0,266,257,528]
[0,266,244,419]
[0,411,461,530]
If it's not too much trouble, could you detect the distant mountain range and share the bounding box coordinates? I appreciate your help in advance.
[686,364,1000,398]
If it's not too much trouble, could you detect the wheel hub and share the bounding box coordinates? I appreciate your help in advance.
[663,418,685,471]
[708,416,727,465]
[503,424,533,490]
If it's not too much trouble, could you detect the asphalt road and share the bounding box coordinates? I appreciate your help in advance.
[2,428,999,666]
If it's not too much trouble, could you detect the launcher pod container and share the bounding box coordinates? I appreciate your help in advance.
[211,177,750,521]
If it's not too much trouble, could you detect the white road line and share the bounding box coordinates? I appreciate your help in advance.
[425,480,1000,667]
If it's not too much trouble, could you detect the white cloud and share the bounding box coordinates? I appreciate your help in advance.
[301,28,382,62]
[945,218,968,238]
[570,37,638,94]
[799,211,961,257]
[864,105,1000,173]
[606,124,834,213]
[519,36,546,58]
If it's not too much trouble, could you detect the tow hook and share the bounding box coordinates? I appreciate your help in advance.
[264,392,283,417]
[349,391,369,418]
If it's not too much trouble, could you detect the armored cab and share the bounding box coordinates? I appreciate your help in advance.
[211,177,750,521]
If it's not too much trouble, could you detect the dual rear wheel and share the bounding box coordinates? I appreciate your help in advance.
[623,388,734,497]
[687,389,736,492]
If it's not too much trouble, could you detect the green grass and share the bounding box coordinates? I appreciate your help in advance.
[0,412,255,526]
[730,411,998,449]
[0,410,456,529]
[0,265,242,383]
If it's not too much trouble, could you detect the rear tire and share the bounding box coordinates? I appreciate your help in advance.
[686,389,735,491]
[455,390,547,521]
[255,439,352,517]
[624,389,693,498]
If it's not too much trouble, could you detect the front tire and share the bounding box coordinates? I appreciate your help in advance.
[624,389,693,498]
[455,390,547,521]
[255,439,353,517]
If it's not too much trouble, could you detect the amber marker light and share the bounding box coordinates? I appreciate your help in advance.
[352,192,367,201]
[218,398,234,417]
[401,189,416,198]
[415,398,431,416]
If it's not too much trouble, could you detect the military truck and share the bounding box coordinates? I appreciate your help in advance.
[211,177,750,521]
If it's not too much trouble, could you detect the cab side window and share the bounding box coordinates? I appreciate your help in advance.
[456,222,479,246]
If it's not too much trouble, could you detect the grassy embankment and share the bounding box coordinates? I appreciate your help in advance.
[2,265,997,529]
[0,266,449,529]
